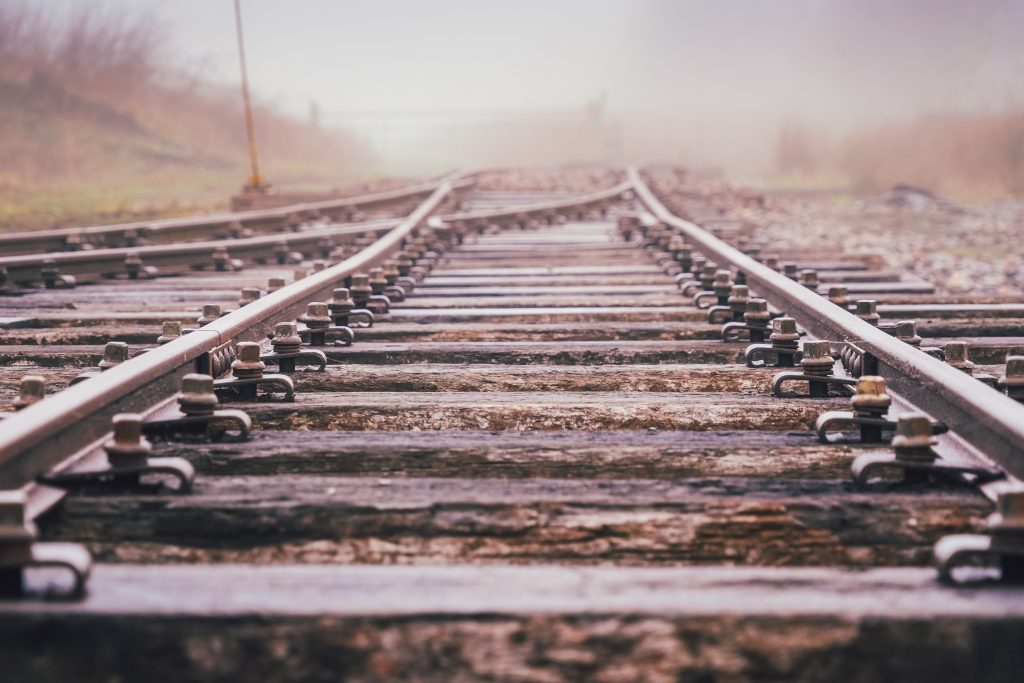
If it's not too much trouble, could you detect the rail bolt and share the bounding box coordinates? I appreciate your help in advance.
[104,413,152,469]
[267,277,286,292]
[783,263,799,280]
[231,342,266,381]
[14,375,46,410]
[238,287,261,307]
[0,491,93,598]
[271,322,303,356]
[99,341,130,369]
[293,268,308,281]
[301,302,333,346]
[892,413,938,461]
[351,274,372,309]
[274,241,290,264]
[892,320,922,347]
[157,321,182,345]
[712,270,734,304]
[212,246,230,271]
[800,341,834,373]
[855,300,880,326]
[197,304,222,326]
[330,288,355,326]
[851,376,891,413]
[828,286,849,308]
[178,374,219,417]
[312,260,327,273]
[799,269,820,291]
[944,342,975,374]
[124,252,143,279]
[369,268,388,296]
[744,298,772,342]
[999,356,1024,402]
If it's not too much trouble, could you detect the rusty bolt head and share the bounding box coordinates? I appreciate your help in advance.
[272,322,303,352]
[784,263,798,279]
[157,321,182,344]
[999,356,1024,398]
[851,375,891,411]
[713,269,732,286]
[799,269,820,289]
[274,321,299,338]
[303,302,332,330]
[800,340,834,369]
[891,413,937,451]
[728,285,750,306]
[893,320,922,347]
[293,268,308,281]
[313,260,327,272]
[744,298,771,325]
[828,286,849,306]
[14,375,46,410]
[231,341,266,378]
[855,300,880,325]
[0,490,34,540]
[764,255,780,271]
[700,264,717,278]
[352,273,371,290]
[99,341,129,369]
[197,304,222,326]
[943,342,975,373]
[268,277,286,292]
[178,373,218,416]
[668,235,685,251]
[989,484,1024,530]
[239,287,261,307]
[104,413,152,465]
[332,288,354,306]
[770,317,800,343]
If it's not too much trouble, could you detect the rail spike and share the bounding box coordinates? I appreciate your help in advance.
[213,342,295,402]
[41,413,195,494]
[936,483,1024,585]
[771,340,855,398]
[0,490,91,600]
[850,413,1001,487]
[744,317,801,368]
[142,373,251,443]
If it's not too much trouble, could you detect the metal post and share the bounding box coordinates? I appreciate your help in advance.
[234,0,265,192]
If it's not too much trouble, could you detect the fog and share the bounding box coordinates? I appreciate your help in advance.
[32,0,1024,194]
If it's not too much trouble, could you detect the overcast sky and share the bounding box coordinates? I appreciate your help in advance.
[43,0,1024,126]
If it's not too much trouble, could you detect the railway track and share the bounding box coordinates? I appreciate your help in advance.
[1,167,1023,681]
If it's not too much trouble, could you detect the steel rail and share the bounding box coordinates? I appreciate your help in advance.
[0,176,633,509]
[0,179,621,286]
[629,167,1024,478]
[0,179,450,255]
[438,180,632,223]
[0,218,399,285]
[0,177,453,500]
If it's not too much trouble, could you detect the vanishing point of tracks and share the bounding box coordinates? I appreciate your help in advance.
[1,167,1023,681]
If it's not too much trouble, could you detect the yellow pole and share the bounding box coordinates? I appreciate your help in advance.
[234,0,263,190]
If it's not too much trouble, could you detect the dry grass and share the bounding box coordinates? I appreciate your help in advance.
[772,112,1024,200]
[0,2,369,231]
